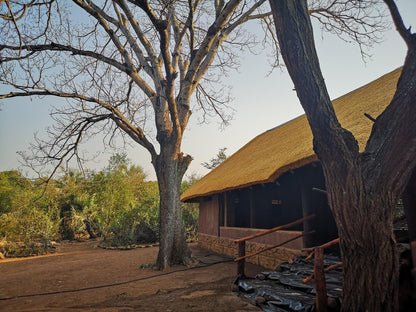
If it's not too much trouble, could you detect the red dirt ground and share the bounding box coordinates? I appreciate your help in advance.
[0,240,263,311]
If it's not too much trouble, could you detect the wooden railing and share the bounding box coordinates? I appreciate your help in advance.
[302,238,341,312]
[234,214,316,276]
[234,215,341,312]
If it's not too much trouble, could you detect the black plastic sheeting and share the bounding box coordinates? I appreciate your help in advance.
[235,255,343,312]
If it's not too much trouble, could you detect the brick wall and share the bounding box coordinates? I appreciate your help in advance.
[198,233,306,270]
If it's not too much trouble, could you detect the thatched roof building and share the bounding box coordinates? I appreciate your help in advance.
[181,67,402,202]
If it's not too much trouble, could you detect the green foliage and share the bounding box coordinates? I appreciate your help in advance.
[0,171,60,256]
[201,147,228,170]
[0,153,200,256]
[0,171,32,214]
[181,174,200,242]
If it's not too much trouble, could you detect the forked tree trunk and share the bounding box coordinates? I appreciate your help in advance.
[323,164,399,311]
[154,143,192,270]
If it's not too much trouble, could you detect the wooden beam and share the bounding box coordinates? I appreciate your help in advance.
[303,238,340,252]
[303,262,343,283]
[364,112,376,122]
[312,187,327,195]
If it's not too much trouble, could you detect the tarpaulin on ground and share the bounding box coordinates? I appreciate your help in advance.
[235,255,343,312]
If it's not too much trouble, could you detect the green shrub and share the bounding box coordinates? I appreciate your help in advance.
[182,202,199,242]
[0,155,201,253]
[181,174,200,242]
[0,207,59,256]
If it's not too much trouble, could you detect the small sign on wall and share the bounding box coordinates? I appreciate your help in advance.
[272,199,282,205]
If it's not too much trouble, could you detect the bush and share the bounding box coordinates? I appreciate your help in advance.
[181,174,200,242]
[0,171,61,257]
[0,155,201,254]
[0,207,59,256]
[133,222,158,244]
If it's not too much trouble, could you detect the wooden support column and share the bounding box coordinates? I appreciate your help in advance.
[314,247,327,312]
[250,188,255,228]
[224,192,228,227]
[216,195,221,237]
[237,241,246,276]
[301,183,315,248]
[403,170,416,281]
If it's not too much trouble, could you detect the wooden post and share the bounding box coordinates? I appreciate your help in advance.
[237,240,246,276]
[301,183,315,248]
[314,247,327,312]
[249,188,254,228]
[224,192,228,227]
[217,194,221,237]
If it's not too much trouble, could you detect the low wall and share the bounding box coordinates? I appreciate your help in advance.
[220,227,304,250]
[198,233,306,270]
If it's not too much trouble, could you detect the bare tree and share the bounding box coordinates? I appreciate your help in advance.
[269,0,416,310]
[0,0,388,269]
[1,0,271,269]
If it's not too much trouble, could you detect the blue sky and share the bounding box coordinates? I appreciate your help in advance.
[1,0,415,181]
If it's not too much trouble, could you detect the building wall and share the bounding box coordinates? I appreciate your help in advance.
[198,233,306,270]
[197,163,338,249]
[198,197,304,249]
[198,195,219,236]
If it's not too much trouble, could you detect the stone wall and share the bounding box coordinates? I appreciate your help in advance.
[198,233,306,270]
[220,227,304,249]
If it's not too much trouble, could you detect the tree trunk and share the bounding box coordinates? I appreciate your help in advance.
[329,185,399,311]
[317,140,400,311]
[154,142,192,270]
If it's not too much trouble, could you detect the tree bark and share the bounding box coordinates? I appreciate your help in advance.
[269,0,416,310]
[154,139,192,270]
[336,197,399,311]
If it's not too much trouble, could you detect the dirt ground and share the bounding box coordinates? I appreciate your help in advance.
[0,240,263,312]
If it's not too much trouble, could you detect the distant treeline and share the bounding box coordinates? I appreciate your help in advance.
[0,154,198,257]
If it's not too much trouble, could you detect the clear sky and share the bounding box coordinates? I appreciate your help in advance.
[0,0,415,181]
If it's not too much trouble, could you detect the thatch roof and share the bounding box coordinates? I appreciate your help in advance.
[181,68,402,202]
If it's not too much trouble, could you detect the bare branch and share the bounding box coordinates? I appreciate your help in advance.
[309,0,389,59]
[4,0,23,54]
[383,0,415,47]
[1,88,157,157]
[0,42,127,70]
